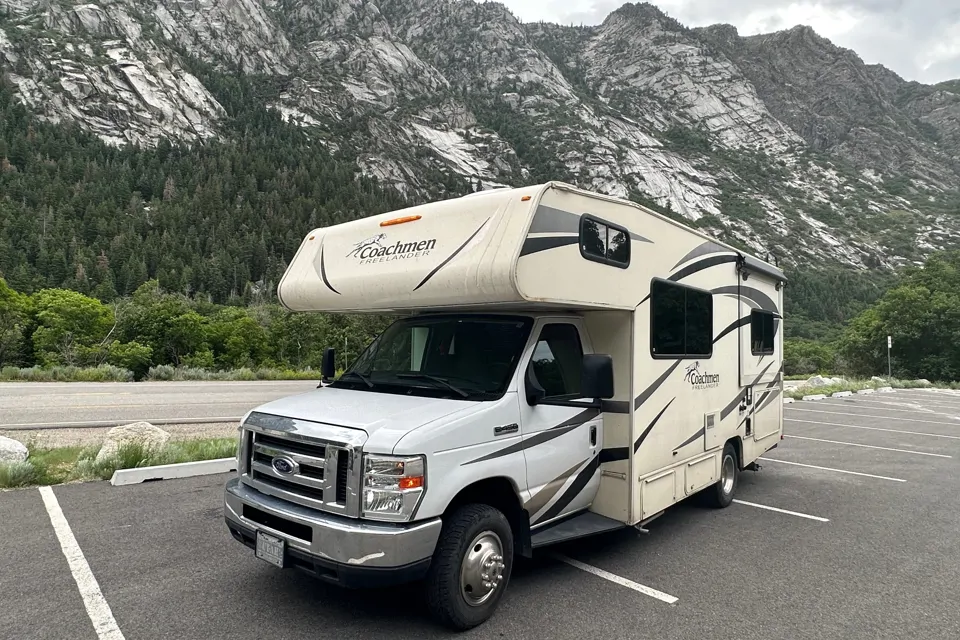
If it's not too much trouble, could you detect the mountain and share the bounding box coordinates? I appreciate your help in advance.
[1,0,959,299]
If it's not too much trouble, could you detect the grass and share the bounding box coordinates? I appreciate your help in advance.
[0,437,237,489]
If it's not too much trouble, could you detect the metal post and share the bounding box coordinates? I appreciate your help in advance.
[887,335,892,378]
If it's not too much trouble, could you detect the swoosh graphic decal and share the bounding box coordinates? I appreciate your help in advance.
[523,459,587,517]
[672,241,730,269]
[319,243,340,295]
[462,408,599,466]
[534,456,601,525]
[634,398,676,453]
[414,218,489,291]
[668,254,740,282]
[634,360,682,410]
[714,315,751,344]
[711,285,778,314]
[673,426,705,452]
[520,235,578,256]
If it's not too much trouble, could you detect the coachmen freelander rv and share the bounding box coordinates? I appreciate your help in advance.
[223,181,785,630]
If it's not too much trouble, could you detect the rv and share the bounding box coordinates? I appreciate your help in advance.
[223,181,785,630]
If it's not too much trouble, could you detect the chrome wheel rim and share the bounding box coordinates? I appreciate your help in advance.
[460,530,505,607]
[721,454,735,495]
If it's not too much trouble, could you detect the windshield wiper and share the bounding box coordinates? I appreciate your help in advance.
[339,371,374,388]
[396,373,470,398]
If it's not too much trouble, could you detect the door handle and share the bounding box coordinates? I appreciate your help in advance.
[590,426,597,446]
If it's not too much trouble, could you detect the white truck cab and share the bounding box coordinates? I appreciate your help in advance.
[224,182,786,630]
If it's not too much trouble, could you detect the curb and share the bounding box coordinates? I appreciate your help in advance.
[802,394,827,401]
[831,391,853,398]
[1,417,243,431]
[110,457,237,486]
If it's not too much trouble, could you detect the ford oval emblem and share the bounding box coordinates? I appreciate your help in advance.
[271,456,298,475]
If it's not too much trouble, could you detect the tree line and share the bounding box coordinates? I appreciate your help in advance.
[0,277,391,379]
[785,250,960,382]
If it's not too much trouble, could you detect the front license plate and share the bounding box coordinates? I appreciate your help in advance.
[255,531,285,568]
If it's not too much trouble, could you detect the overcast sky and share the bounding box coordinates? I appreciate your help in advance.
[494,1,960,84]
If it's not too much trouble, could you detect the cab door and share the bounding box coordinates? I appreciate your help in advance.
[518,319,603,527]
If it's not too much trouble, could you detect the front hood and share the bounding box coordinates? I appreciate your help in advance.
[247,386,477,452]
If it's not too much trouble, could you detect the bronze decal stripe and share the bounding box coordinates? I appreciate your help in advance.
[673,426,705,452]
[671,241,729,269]
[523,459,587,517]
[714,315,750,344]
[668,254,740,282]
[634,360,682,410]
[319,243,340,295]
[520,235,578,256]
[461,408,599,466]
[535,456,601,525]
[414,218,489,291]
[634,397,676,453]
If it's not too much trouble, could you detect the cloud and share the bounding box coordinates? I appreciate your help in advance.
[494,0,960,84]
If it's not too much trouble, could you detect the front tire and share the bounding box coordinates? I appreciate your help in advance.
[424,504,514,631]
[702,442,739,508]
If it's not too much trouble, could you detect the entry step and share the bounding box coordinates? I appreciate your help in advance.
[531,511,626,548]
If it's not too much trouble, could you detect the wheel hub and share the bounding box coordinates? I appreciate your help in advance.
[721,454,735,495]
[460,530,505,607]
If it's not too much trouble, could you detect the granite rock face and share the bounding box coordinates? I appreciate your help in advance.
[1,0,959,271]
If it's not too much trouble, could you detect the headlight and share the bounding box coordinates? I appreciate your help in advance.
[361,454,426,522]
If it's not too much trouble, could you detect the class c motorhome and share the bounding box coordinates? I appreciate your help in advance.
[223,181,786,630]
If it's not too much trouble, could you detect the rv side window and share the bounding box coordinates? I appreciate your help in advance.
[650,279,713,358]
[750,310,776,355]
[530,324,584,399]
[580,215,630,268]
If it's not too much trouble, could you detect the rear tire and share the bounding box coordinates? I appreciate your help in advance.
[702,442,739,508]
[424,504,514,631]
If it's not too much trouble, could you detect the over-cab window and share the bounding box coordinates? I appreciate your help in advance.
[580,215,630,268]
[750,310,776,355]
[530,323,584,399]
[650,279,713,358]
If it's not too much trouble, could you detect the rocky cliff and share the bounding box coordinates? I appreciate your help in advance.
[1,0,959,271]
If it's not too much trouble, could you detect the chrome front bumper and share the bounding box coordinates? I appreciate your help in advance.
[224,477,442,586]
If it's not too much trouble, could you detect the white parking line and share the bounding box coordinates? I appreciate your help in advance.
[784,435,952,458]
[552,554,678,604]
[38,487,125,640]
[787,417,960,440]
[758,457,906,482]
[732,499,830,522]
[787,407,960,427]
[816,399,956,414]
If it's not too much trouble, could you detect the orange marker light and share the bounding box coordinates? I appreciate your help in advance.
[399,476,424,490]
[380,215,422,227]
[521,195,531,201]
[308,235,315,240]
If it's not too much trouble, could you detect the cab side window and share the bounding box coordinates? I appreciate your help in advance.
[530,324,584,399]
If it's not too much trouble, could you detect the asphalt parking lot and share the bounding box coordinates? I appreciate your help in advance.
[3,388,960,640]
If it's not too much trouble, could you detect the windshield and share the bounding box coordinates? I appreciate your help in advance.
[330,315,534,400]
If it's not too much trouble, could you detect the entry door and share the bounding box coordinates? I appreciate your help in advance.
[519,320,603,527]
[739,294,780,441]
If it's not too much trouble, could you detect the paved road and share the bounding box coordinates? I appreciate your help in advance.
[0,381,319,429]
[3,388,960,639]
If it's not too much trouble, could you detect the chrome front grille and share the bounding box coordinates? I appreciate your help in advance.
[238,412,366,518]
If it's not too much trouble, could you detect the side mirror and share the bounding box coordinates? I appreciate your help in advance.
[320,348,336,386]
[525,364,546,406]
[581,354,614,400]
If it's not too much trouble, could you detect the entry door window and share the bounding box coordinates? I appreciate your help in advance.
[530,324,584,400]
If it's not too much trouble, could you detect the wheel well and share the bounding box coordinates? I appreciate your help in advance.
[444,477,532,558]
[726,436,743,469]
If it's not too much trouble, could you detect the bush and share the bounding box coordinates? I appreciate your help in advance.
[784,339,838,376]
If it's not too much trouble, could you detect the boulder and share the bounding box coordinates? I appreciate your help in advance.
[95,422,170,463]
[0,436,29,463]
